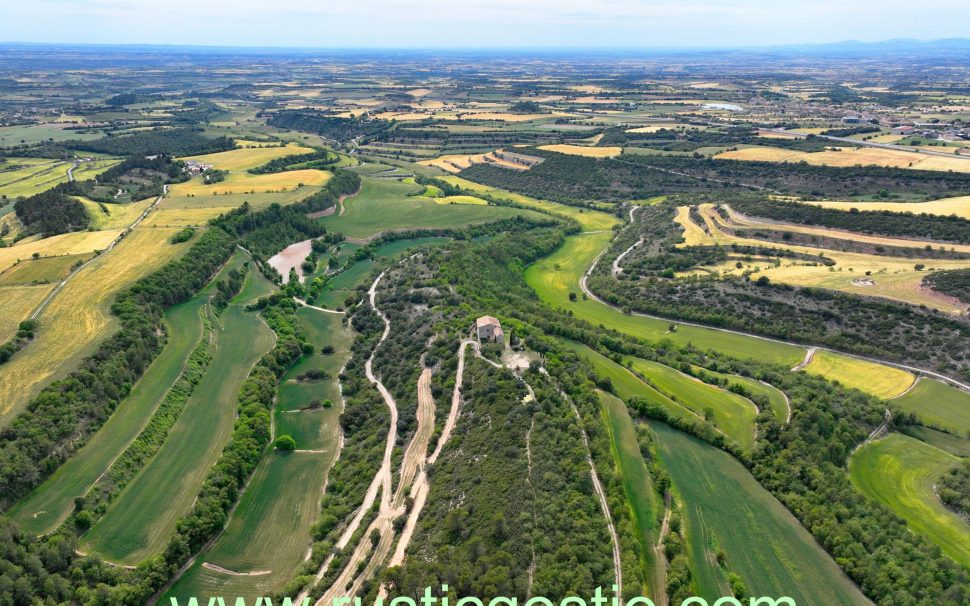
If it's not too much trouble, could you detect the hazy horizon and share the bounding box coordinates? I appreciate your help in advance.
[3,0,969,49]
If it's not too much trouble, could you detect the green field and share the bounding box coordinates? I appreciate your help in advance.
[599,391,661,601]
[166,308,351,600]
[651,422,872,606]
[0,124,103,146]
[525,232,805,367]
[694,366,790,424]
[319,176,547,239]
[891,379,970,436]
[79,269,277,564]
[9,297,206,533]
[563,341,711,429]
[850,433,970,567]
[627,358,757,451]
[905,426,970,457]
[440,175,622,231]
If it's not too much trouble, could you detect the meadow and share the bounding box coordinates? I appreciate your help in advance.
[538,144,622,157]
[0,253,90,285]
[0,229,121,274]
[82,197,156,230]
[0,228,191,423]
[319,176,546,240]
[694,366,790,423]
[148,186,326,227]
[651,421,872,606]
[167,168,331,197]
[850,433,970,567]
[526,230,804,366]
[79,270,277,564]
[891,378,970,436]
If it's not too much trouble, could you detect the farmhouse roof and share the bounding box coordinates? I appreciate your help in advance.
[476,316,501,328]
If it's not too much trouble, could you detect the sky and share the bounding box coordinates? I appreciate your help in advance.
[2,0,969,49]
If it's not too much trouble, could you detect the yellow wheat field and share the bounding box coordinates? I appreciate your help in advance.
[0,230,122,274]
[538,144,622,158]
[181,143,314,171]
[0,228,191,423]
[0,284,55,342]
[167,169,330,196]
[82,198,156,230]
[802,350,915,399]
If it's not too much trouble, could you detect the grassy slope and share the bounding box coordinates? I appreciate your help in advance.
[695,366,789,424]
[8,253,247,534]
[651,422,872,606]
[850,433,970,567]
[79,269,277,564]
[166,309,352,600]
[627,358,757,451]
[891,378,970,436]
[319,176,547,239]
[599,391,661,601]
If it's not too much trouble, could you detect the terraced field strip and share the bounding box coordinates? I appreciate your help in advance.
[79,270,277,565]
[599,391,661,601]
[808,195,970,219]
[0,229,122,274]
[850,433,970,567]
[650,422,872,606]
[802,350,915,399]
[0,228,191,424]
[627,357,757,451]
[890,378,970,436]
[8,293,209,534]
[319,176,545,239]
[563,341,716,431]
[693,366,790,424]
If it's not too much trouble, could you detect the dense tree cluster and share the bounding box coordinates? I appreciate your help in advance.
[67,128,235,157]
[937,459,970,516]
[462,150,970,204]
[247,148,338,174]
[923,268,970,304]
[266,111,390,142]
[13,183,89,235]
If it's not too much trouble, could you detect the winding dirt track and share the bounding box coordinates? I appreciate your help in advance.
[314,287,475,606]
